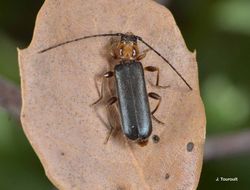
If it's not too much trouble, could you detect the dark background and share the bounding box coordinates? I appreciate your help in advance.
[0,0,249,189]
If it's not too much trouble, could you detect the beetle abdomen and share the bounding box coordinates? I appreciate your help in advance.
[115,61,152,141]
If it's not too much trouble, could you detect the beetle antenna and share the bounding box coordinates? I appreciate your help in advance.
[137,37,192,90]
[38,33,123,53]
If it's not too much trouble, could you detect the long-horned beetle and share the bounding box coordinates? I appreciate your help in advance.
[39,32,192,145]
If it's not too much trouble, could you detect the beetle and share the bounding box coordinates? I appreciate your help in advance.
[39,32,192,145]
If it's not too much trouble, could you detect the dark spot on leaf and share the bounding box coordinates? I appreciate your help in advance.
[152,135,160,143]
[187,142,194,152]
[117,186,126,190]
[165,173,170,180]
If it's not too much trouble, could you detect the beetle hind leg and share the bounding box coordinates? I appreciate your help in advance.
[151,114,164,125]
[148,92,164,124]
[103,96,118,144]
[104,119,114,144]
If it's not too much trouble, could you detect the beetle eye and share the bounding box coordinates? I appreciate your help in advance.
[132,49,136,57]
[119,48,123,56]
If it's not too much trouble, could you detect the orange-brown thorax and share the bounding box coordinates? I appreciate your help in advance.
[113,40,140,61]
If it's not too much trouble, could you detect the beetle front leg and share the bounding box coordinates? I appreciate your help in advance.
[136,49,150,60]
[148,92,164,124]
[91,71,114,106]
[144,66,170,88]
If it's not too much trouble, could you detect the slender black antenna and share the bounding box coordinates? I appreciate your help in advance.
[38,33,123,53]
[39,32,192,90]
[137,37,192,90]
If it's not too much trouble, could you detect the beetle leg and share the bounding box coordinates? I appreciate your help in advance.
[104,96,118,144]
[136,49,150,60]
[106,96,118,106]
[91,71,114,106]
[104,117,114,144]
[148,92,164,124]
[144,66,170,88]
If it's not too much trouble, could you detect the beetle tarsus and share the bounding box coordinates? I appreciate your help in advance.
[151,114,165,125]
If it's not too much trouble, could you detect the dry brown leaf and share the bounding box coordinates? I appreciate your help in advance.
[18,0,206,189]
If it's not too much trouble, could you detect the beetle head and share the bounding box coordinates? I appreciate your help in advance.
[112,32,140,61]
